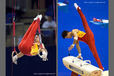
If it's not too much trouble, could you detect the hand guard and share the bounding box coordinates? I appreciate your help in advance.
[38,49,48,61]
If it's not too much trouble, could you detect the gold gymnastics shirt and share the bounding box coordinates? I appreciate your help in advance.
[30,43,39,56]
[77,31,86,38]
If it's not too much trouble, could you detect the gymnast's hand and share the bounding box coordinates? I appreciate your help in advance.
[38,48,48,61]
[77,53,83,60]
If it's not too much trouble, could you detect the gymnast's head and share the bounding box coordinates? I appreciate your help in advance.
[34,35,40,43]
[62,30,72,38]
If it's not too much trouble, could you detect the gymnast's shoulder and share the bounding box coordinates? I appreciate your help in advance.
[72,29,79,33]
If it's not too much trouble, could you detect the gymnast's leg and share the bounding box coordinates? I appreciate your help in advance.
[89,41,104,70]
[12,21,37,64]
[18,18,41,55]
[12,15,42,64]
[19,21,35,46]
[74,3,93,37]
[12,21,36,64]
[19,14,42,48]
[74,3,103,70]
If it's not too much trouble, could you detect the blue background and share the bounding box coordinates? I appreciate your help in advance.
[58,0,108,76]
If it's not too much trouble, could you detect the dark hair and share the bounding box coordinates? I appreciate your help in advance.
[62,30,69,38]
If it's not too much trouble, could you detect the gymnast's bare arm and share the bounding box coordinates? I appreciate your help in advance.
[69,29,82,58]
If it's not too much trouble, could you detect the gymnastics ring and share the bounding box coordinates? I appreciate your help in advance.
[11,51,18,60]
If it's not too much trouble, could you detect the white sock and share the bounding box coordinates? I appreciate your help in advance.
[34,14,42,21]
[74,3,81,10]
[38,14,42,21]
